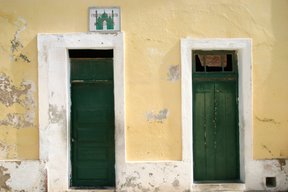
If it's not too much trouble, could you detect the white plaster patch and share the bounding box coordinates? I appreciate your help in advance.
[0,161,46,191]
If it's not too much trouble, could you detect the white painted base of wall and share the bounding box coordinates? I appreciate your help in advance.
[0,159,287,191]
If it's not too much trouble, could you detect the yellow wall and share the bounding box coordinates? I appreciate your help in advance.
[0,0,287,160]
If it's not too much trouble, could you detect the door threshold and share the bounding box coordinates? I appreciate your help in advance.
[68,188,114,192]
[192,183,245,192]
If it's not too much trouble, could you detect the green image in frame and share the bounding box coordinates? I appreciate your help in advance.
[95,10,114,30]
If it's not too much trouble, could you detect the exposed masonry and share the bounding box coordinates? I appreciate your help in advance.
[167,65,180,82]
[0,73,35,128]
[146,109,169,123]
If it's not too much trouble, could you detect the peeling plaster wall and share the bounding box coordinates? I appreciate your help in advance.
[1,0,288,191]
[0,73,35,129]
[1,0,287,161]
[0,7,38,159]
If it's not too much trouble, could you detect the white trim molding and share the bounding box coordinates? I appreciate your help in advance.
[37,33,125,191]
[181,38,252,191]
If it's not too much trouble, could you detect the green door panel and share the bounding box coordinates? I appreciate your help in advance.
[71,58,115,187]
[193,80,239,181]
[192,51,239,182]
[71,58,113,80]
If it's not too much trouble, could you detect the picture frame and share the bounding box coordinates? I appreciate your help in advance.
[89,7,121,32]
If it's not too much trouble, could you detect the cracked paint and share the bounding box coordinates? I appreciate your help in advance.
[167,65,180,82]
[0,166,11,191]
[146,109,169,123]
[0,73,35,128]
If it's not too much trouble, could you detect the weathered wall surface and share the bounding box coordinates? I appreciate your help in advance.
[0,0,288,161]
[0,0,288,191]
[0,7,38,159]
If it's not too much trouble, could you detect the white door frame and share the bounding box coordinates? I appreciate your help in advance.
[181,38,252,190]
[37,33,125,191]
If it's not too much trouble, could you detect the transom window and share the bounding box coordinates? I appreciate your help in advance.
[193,50,237,73]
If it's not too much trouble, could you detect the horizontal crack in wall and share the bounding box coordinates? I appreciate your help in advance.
[256,116,280,124]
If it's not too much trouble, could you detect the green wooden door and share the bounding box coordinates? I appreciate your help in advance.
[70,58,115,187]
[193,51,239,182]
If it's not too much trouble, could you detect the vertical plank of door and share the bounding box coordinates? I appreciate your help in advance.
[223,81,238,179]
[215,81,239,180]
[205,82,216,180]
[193,82,206,181]
[215,82,227,179]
